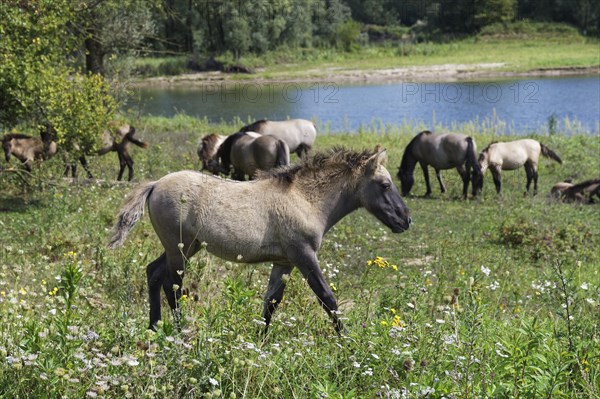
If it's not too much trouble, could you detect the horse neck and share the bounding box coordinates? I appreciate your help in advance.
[400,149,418,173]
[296,177,361,234]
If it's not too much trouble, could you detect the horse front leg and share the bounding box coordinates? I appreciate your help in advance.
[456,165,469,199]
[262,263,294,333]
[436,169,446,194]
[491,166,502,194]
[290,246,344,334]
[79,156,93,179]
[420,162,432,197]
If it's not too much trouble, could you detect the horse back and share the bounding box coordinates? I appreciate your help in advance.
[413,133,470,169]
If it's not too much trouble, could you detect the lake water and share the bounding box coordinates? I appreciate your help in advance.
[131,75,600,134]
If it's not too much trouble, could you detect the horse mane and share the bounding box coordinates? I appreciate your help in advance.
[399,130,432,171]
[240,119,267,133]
[217,132,247,169]
[564,179,600,194]
[480,141,499,153]
[258,146,378,186]
[2,133,34,141]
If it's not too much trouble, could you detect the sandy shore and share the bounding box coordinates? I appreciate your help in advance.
[134,63,600,87]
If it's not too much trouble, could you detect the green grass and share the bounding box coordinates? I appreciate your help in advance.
[1,120,599,398]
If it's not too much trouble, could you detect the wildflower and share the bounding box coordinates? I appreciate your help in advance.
[177,243,184,250]
[390,308,396,314]
[580,283,589,290]
[209,377,219,386]
[329,282,337,292]
[392,316,405,328]
[407,302,415,309]
[481,265,491,276]
[236,254,243,260]
[172,284,180,292]
[380,320,389,326]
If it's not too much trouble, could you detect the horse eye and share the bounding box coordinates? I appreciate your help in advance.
[381,182,391,191]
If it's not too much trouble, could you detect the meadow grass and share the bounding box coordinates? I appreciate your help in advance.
[0,119,599,398]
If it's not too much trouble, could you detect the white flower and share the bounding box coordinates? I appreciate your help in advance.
[580,283,589,290]
[353,361,360,368]
[126,359,139,367]
[481,265,491,276]
[407,303,415,309]
[435,319,445,324]
[209,377,219,386]
[371,353,380,360]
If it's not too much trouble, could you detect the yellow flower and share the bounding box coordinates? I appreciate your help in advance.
[380,320,389,326]
[390,308,396,314]
[392,315,405,328]
[19,288,27,295]
[329,283,337,292]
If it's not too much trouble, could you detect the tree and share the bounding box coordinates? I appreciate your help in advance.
[0,1,118,156]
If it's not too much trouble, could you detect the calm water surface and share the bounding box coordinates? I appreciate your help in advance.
[131,75,600,134]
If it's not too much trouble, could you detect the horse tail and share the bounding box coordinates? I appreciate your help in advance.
[108,181,156,249]
[274,140,290,167]
[540,144,563,164]
[465,137,481,176]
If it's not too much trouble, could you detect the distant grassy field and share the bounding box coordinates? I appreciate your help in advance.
[0,119,599,398]
[131,22,600,80]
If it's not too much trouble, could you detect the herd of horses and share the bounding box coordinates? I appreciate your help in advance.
[3,117,596,333]
[107,118,596,333]
[1,123,148,181]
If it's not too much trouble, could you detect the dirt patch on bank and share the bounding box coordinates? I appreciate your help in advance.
[134,63,599,87]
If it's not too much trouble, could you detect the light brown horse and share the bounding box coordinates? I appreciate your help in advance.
[239,119,317,157]
[475,139,562,195]
[109,147,411,333]
[217,131,290,180]
[2,133,57,171]
[397,130,481,198]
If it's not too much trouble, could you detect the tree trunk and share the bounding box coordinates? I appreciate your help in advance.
[85,28,105,75]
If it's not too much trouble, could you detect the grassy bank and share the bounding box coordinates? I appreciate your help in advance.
[130,22,600,82]
[0,120,599,398]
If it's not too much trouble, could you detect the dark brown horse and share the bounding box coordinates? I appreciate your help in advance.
[397,130,481,198]
[97,124,149,181]
[551,179,600,203]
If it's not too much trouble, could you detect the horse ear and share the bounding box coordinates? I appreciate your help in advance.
[367,148,387,169]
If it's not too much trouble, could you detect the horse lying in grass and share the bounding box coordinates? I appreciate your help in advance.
[551,179,600,203]
[109,147,411,333]
[397,130,481,199]
[216,131,290,180]
[239,119,317,158]
[474,139,562,195]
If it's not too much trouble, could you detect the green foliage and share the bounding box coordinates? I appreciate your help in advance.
[0,1,119,155]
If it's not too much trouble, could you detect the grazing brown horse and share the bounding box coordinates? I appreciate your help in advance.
[475,139,562,195]
[197,133,227,171]
[239,119,317,157]
[2,133,57,171]
[109,147,411,333]
[397,130,481,198]
[217,131,290,180]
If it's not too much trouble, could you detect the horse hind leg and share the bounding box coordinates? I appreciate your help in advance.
[146,253,167,330]
[524,162,536,195]
[420,163,432,197]
[435,169,446,194]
